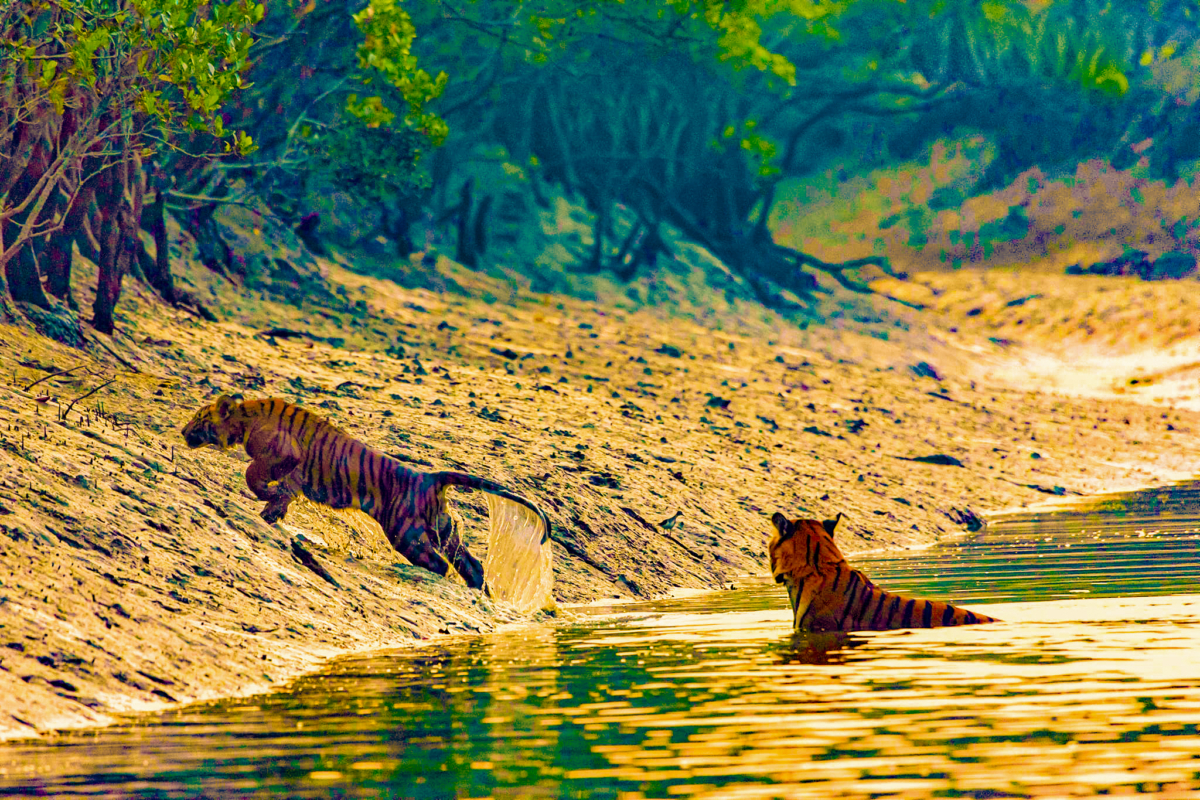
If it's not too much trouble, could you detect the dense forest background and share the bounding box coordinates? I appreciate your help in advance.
[4,0,1200,341]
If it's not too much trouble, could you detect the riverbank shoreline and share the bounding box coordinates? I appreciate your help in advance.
[2,235,1199,741]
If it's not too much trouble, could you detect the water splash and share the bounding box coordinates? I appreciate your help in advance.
[483,494,554,613]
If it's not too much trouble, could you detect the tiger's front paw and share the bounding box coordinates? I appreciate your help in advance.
[261,502,289,524]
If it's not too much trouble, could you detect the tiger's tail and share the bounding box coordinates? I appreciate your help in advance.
[432,471,554,613]
[432,472,551,541]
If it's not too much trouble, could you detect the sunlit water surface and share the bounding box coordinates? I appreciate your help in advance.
[4,485,1200,799]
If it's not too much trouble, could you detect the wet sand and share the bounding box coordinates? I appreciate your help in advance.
[0,227,1197,740]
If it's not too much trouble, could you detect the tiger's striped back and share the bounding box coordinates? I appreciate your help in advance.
[184,397,381,511]
[767,512,998,633]
[182,396,554,605]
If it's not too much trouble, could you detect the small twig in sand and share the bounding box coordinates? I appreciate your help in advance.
[291,539,340,588]
[257,327,312,340]
[169,471,206,491]
[23,365,84,392]
[63,379,117,421]
[82,330,141,373]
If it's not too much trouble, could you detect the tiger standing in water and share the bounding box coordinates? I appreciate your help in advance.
[768,511,998,632]
[182,395,551,593]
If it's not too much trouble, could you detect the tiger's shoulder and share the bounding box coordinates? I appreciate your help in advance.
[182,395,351,450]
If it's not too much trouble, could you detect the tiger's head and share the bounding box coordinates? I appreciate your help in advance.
[182,395,242,450]
[768,511,847,624]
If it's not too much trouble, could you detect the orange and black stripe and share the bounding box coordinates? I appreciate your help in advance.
[768,511,998,633]
[182,396,551,591]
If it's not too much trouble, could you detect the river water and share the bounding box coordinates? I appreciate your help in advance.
[4,485,1200,798]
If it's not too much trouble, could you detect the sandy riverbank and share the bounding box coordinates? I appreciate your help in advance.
[1,229,1198,741]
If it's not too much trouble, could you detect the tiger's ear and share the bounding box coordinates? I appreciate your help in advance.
[822,512,844,536]
[216,395,236,420]
[770,512,793,540]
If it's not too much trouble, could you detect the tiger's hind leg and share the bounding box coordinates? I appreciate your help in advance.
[432,508,486,591]
[386,519,452,580]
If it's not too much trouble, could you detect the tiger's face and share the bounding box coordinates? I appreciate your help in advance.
[182,395,240,449]
[768,512,846,622]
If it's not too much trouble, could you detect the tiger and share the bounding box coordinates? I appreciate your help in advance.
[768,511,998,632]
[181,395,551,593]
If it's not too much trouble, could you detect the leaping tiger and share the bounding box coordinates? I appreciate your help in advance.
[182,395,551,594]
[768,511,998,632]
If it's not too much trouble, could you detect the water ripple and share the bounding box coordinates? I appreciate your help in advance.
[4,503,1200,798]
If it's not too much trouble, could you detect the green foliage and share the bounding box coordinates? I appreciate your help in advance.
[409,0,1200,287]
[985,206,1029,243]
[722,120,780,178]
[692,0,846,86]
[139,0,263,130]
[0,0,268,299]
[348,0,448,144]
[314,120,431,206]
[910,0,1161,100]
[413,0,855,179]
[231,0,454,226]
[1,0,262,155]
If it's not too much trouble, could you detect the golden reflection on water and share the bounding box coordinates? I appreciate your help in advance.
[550,593,1200,799]
[4,515,1200,800]
[8,588,1199,799]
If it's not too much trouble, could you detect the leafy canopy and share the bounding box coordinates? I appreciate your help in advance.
[2,0,264,156]
[347,0,449,144]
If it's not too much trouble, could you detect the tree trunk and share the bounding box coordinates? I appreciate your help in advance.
[184,202,236,281]
[0,110,37,201]
[295,211,329,256]
[42,231,74,305]
[91,205,124,335]
[42,183,95,308]
[142,189,176,303]
[0,259,13,323]
[472,194,491,260]
[2,110,56,310]
[2,221,53,308]
[75,221,101,263]
[455,178,478,267]
[91,156,142,335]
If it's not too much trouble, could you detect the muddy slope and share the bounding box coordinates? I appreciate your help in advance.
[1,212,1198,741]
